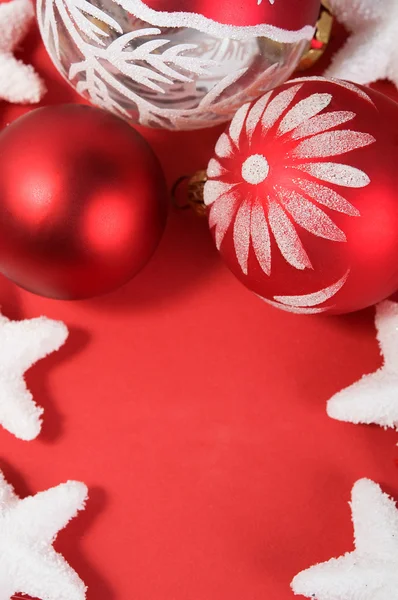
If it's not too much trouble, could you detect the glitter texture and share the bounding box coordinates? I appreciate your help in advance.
[274,269,350,306]
[115,0,316,44]
[215,133,233,159]
[233,199,251,274]
[278,93,332,135]
[261,84,302,132]
[292,130,375,159]
[203,180,235,206]
[246,92,272,140]
[208,192,239,250]
[289,75,376,106]
[292,178,360,216]
[207,158,226,178]
[229,103,250,146]
[290,111,356,140]
[277,188,347,242]
[261,298,329,314]
[268,200,312,270]
[296,162,371,188]
[251,202,271,275]
[241,154,270,184]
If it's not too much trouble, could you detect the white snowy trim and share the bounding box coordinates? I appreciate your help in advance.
[0,0,46,103]
[324,0,398,89]
[114,0,316,43]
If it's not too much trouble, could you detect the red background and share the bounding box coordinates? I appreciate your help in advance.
[1,13,398,600]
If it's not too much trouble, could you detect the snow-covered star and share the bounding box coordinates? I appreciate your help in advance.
[326,0,398,88]
[327,300,398,429]
[292,479,398,600]
[0,470,87,600]
[0,0,46,103]
[0,314,68,441]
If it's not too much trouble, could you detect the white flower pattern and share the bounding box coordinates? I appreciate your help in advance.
[204,81,376,277]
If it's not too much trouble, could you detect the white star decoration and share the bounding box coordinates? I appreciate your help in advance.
[0,470,87,600]
[0,0,46,103]
[292,479,398,600]
[327,300,398,429]
[327,0,398,88]
[0,314,68,441]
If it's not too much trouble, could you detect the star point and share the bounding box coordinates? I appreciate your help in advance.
[326,0,398,88]
[0,314,68,441]
[327,300,398,429]
[292,478,398,600]
[0,0,46,104]
[0,470,87,600]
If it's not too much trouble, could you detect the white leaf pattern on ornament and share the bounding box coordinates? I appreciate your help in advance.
[204,80,375,279]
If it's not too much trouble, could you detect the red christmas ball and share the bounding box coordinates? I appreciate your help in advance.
[0,105,168,299]
[204,77,398,315]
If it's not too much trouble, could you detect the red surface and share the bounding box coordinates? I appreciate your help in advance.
[1,17,398,600]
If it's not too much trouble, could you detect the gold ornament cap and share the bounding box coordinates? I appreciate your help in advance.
[298,0,333,71]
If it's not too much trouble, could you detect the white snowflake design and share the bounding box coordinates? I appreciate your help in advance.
[36,0,313,129]
[204,80,376,276]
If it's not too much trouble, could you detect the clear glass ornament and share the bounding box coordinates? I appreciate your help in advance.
[37,0,310,130]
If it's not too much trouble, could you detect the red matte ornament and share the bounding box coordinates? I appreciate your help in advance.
[204,77,398,315]
[0,104,168,299]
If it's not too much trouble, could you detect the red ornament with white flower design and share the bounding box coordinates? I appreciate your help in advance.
[205,77,398,315]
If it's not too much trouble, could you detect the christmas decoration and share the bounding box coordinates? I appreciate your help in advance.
[328,300,398,428]
[0,469,87,600]
[204,76,398,315]
[0,104,168,300]
[298,0,333,71]
[292,479,398,600]
[0,0,46,104]
[326,0,398,88]
[37,0,320,130]
[0,313,68,441]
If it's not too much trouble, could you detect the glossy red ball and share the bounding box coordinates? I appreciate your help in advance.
[0,105,168,299]
[205,77,398,315]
